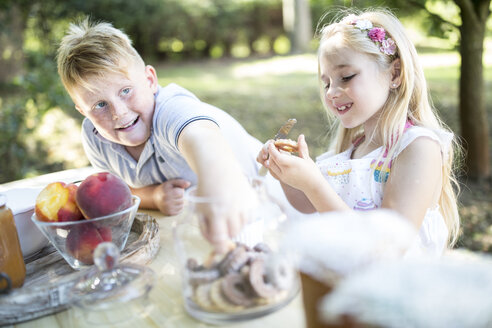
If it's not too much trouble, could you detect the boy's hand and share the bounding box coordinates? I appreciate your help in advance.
[196,178,257,254]
[152,179,191,216]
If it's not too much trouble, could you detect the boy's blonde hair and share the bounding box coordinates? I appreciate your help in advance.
[317,8,461,247]
[57,18,144,96]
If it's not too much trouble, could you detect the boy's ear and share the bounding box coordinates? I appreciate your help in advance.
[390,58,401,88]
[145,65,158,94]
[75,105,86,116]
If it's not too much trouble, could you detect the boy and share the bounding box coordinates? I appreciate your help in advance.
[57,19,266,252]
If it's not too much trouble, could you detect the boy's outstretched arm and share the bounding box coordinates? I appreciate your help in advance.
[177,120,255,253]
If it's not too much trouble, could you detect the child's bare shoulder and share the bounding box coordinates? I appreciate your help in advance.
[395,136,442,170]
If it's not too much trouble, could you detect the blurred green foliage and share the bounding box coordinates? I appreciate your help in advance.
[78,0,285,61]
[0,0,489,183]
[0,0,287,183]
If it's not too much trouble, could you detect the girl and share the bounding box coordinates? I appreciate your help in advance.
[258,9,460,256]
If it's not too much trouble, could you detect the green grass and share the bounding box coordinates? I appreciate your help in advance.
[156,55,331,158]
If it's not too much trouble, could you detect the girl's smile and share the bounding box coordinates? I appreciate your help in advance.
[334,102,353,113]
[319,36,392,130]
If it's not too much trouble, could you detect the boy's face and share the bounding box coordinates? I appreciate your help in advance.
[72,63,158,149]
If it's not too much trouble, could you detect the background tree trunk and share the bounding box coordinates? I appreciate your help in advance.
[282,0,312,54]
[0,5,25,85]
[456,0,491,181]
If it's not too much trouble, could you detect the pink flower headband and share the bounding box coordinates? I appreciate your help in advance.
[343,15,397,57]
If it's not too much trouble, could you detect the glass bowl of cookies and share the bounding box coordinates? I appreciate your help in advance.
[173,178,299,324]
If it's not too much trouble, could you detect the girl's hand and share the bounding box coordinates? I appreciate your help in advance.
[265,134,323,192]
[152,179,191,216]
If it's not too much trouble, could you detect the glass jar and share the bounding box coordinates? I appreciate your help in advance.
[173,178,299,325]
[0,193,26,292]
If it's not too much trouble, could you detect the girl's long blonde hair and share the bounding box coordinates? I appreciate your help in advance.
[317,8,461,247]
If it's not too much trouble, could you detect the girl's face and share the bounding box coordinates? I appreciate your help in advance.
[319,37,392,130]
[72,62,158,149]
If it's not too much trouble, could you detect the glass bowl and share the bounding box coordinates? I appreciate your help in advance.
[173,179,299,325]
[31,195,140,270]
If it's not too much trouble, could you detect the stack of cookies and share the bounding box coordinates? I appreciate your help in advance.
[186,242,294,313]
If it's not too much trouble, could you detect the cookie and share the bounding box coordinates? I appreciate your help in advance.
[219,244,250,275]
[186,257,199,270]
[221,273,255,307]
[255,289,288,306]
[194,282,218,311]
[266,256,294,290]
[249,258,278,299]
[209,278,244,312]
[274,139,298,153]
[188,267,220,286]
[253,242,272,254]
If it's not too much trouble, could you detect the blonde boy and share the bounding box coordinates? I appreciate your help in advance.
[57,19,263,251]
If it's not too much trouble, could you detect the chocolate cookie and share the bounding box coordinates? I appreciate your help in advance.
[219,244,250,275]
[186,257,199,270]
[266,256,294,290]
[209,278,244,312]
[221,273,255,307]
[253,242,271,254]
[188,267,220,286]
[249,258,278,299]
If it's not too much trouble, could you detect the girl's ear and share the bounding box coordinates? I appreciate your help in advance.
[390,58,401,88]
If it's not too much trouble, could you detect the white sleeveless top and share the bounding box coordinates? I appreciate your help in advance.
[316,126,454,258]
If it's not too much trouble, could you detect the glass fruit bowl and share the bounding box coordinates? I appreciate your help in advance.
[173,179,300,325]
[31,195,140,270]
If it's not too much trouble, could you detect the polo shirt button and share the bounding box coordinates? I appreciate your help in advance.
[130,164,136,169]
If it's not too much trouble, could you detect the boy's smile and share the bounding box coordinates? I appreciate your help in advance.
[72,63,158,158]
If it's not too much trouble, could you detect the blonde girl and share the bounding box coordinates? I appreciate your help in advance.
[258,8,460,256]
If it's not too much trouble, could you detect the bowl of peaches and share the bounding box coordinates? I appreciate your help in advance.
[32,172,140,270]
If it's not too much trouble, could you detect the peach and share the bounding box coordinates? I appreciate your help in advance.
[35,182,84,222]
[66,224,112,264]
[76,172,133,219]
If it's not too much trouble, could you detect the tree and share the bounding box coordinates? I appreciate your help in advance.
[455,0,491,181]
[282,0,313,53]
[0,5,24,85]
[405,0,491,181]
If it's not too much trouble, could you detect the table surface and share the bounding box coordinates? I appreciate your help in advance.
[1,168,307,328]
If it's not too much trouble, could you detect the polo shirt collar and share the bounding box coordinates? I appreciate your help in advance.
[91,126,155,168]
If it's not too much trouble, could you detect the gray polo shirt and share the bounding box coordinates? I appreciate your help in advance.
[81,83,261,188]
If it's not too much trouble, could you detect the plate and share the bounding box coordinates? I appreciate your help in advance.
[184,279,300,325]
[0,213,160,326]
[2,187,49,257]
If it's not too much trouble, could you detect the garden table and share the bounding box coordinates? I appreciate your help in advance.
[0,168,307,328]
